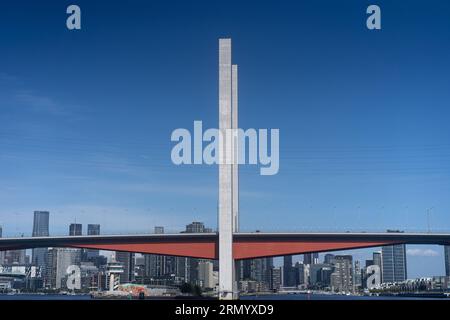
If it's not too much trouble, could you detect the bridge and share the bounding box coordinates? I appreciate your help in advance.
[1,232,449,260]
[1,38,449,299]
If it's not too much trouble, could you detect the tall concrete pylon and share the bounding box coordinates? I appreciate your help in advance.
[232,61,240,299]
[218,38,238,300]
[232,64,239,233]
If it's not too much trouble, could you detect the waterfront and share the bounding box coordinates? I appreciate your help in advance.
[242,293,449,300]
[0,294,92,300]
[0,293,448,300]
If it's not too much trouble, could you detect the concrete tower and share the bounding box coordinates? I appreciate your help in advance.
[232,64,239,232]
[218,38,238,299]
[231,60,240,299]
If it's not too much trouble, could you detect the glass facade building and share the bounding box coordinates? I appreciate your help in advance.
[444,246,450,277]
[381,244,407,283]
[31,211,50,270]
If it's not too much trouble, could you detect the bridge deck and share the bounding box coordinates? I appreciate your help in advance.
[1,232,449,259]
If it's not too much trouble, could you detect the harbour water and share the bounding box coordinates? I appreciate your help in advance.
[242,293,448,300]
[0,294,92,300]
[0,293,447,300]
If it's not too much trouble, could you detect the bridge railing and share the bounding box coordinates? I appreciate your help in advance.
[1,227,450,239]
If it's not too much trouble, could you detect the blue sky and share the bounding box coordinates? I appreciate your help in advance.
[1,0,450,277]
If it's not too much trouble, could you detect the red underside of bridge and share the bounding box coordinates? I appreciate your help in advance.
[72,240,396,260]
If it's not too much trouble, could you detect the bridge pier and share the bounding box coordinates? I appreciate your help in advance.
[218,38,234,300]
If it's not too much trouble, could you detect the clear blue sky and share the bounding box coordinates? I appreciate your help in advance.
[1,0,450,277]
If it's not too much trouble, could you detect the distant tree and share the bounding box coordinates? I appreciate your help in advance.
[180,282,192,294]
[193,285,202,297]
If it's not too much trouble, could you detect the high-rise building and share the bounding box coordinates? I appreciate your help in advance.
[444,246,450,277]
[46,247,80,289]
[144,226,177,284]
[176,256,191,284]
[31,211,50,272]
[0,225,4,265]
[174,222,212,285]
[68,223,83,263]
[294,262,308,287]
[3,244,27,266]
[270,267,282,290]
[135,256,146,278]
[79,262,100,290]
[304,252,319,265]
[304,253,312,264]
[32,211,50,237]
[283,255,296,287]
[250,257,273,288]
[184,222,211,233]
[85,224,101,260]
[147,253,177,279]
[373,251,382,281]
[87,224,100,235]
[309,263,333,288]
[324,254,335,265]
[365,259,374,268]
[46,248,58,288]
[4,250,26,265]
[330,255,353,292]
[239,259,252,280]
[69,223,82,236]
[115,251,135,284]
[154,226,164,234]
[353,260,362,290]
[381,244,407,283]
[373,251,382,268]
[198,260,215,289]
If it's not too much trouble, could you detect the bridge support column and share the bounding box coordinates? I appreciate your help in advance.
[231,58,240,300]
[218,38,234,300]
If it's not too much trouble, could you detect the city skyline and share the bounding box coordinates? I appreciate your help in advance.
[1,0,450,280]
[0,209,449,281]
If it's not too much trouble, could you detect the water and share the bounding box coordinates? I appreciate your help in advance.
[0,294,92,300]
[0,293,446,300]
[242,293,448,300]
